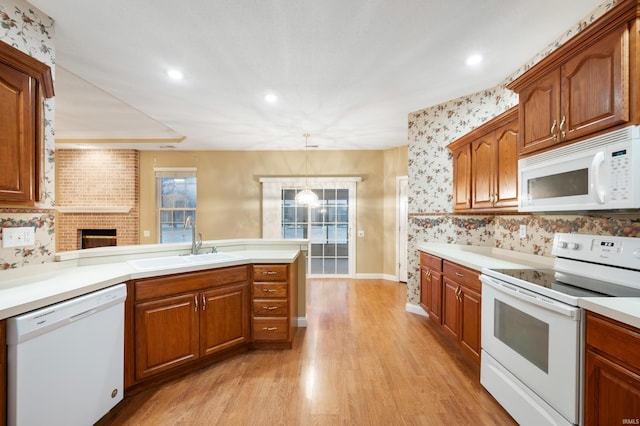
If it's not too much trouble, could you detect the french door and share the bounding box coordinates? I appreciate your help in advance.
[261,178,359,277]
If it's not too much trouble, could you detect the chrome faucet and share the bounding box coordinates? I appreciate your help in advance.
[184,215,202,255]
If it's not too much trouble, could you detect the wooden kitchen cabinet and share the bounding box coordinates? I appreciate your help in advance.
[585,312,640,425]
[419,251,443,324]
[448,107,518,212]
[441,261,482,364]
[251,263,297,348]
[509,19,631,156]
[0,42,54,206]
[131,266,250,383]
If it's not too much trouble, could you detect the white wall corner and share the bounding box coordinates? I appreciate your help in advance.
[296,317,308,327]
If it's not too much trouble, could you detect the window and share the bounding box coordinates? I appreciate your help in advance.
[155,168,197,243]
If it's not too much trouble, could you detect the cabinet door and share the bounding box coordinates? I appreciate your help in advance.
[200,282,250,357]
[459,285,481,364]
[419,267,431,313]
[135,293,199,380]
[494,119,518,208]
[561,25,628,143]
[585,349,640,426]
[518,69,561,155]
[471,137,494,209]
[442,278,459,339]
[429,270,443,324]
[0,61,36,205]
[452,144,471,210]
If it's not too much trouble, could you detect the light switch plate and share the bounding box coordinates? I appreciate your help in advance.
[2,227,35,248]
[519,224,527,238]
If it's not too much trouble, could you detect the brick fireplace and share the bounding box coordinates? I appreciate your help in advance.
[55,149,140,252]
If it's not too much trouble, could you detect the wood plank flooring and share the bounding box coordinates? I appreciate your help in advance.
[97,278,516,425]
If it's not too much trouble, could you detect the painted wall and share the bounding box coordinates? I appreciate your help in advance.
[140,148,407,276]
[406,0,639,305]
[0,1,55,270]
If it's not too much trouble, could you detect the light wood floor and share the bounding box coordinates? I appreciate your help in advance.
[98,278,516,425]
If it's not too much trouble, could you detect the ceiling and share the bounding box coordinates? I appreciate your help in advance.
[30,0,604,151]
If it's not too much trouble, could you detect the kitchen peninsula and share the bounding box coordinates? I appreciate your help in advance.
[0,238,307,418]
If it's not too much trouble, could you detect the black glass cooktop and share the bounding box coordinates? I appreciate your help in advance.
[487,268,640,298]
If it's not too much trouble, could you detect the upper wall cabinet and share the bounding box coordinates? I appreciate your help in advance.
[448,107,518,212]
[0,42,54,207]
[508,0,640,157]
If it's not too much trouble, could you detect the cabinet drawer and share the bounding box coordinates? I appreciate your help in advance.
[252,300,288,316]
[253,318,289,341]
[443,261,480,292]
[252,282,288,298]
[135,266,248,302]
[253,264,288,282]
[586,312,640,372]
[420,251,442,272]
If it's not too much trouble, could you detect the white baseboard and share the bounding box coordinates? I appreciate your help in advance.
[296,317,308,327]
[354,273,400,282]
[405,303,428,317]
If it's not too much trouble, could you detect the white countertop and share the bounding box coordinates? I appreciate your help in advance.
[418,242,555,271]
[579,298,640,329]
[0,239,305,320]
[419,242,640,329]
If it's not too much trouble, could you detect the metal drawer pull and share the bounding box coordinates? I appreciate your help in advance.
[262,289,278,292]
[263,271,277,275]
[262,306,278,310]
[455,272,464,277]
[194,295,198,312]
[262,327,278,331]
[202,294,206,311]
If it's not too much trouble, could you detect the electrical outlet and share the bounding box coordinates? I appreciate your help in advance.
[519,224,527,238]
[3,227,35,248]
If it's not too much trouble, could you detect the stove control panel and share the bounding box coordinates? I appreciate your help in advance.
[553,233,640,270]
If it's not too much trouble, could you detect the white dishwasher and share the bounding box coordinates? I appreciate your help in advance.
[6,284,127,426]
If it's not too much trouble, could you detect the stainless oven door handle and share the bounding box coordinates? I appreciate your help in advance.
[480,275,578,319]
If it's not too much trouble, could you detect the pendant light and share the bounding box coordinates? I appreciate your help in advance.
[295,133,319,206]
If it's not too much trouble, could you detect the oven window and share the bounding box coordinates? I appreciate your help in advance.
[528,168,588,199]
[494,300,549,373]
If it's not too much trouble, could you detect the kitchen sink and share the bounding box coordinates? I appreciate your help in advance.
[186,252,239,263]
[127,252,240,271]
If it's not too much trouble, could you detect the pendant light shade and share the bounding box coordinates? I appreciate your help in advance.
[295,133,319,206]
[295,187,318,205]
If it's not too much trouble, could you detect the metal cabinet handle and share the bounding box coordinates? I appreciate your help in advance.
[262,288,277,293]
[262,327,278,331]
[559,115,566,140]
[202,294,206,311]
[425,270,432,279]
[194,295,198,312]
[455,272,464,277]
[551,119,557,141]
[262,306,278,310]
[263,271,277,275]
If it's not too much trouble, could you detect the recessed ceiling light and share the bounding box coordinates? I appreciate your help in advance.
[167,69,184,80]
[264,93,278,103]
[466,54,483,66]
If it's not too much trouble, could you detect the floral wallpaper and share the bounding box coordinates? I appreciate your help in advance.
[0,0,55,269]
[406,0,635,305]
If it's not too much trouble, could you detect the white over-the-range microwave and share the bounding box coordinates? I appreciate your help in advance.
[518,125,640,212]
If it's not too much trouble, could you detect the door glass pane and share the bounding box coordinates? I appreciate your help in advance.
[280,186,351,276]
[494,300,549,373]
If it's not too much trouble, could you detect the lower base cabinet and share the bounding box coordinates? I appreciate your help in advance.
[420,251,481,365]
[130,266,251,385]
[585,312,640,425]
